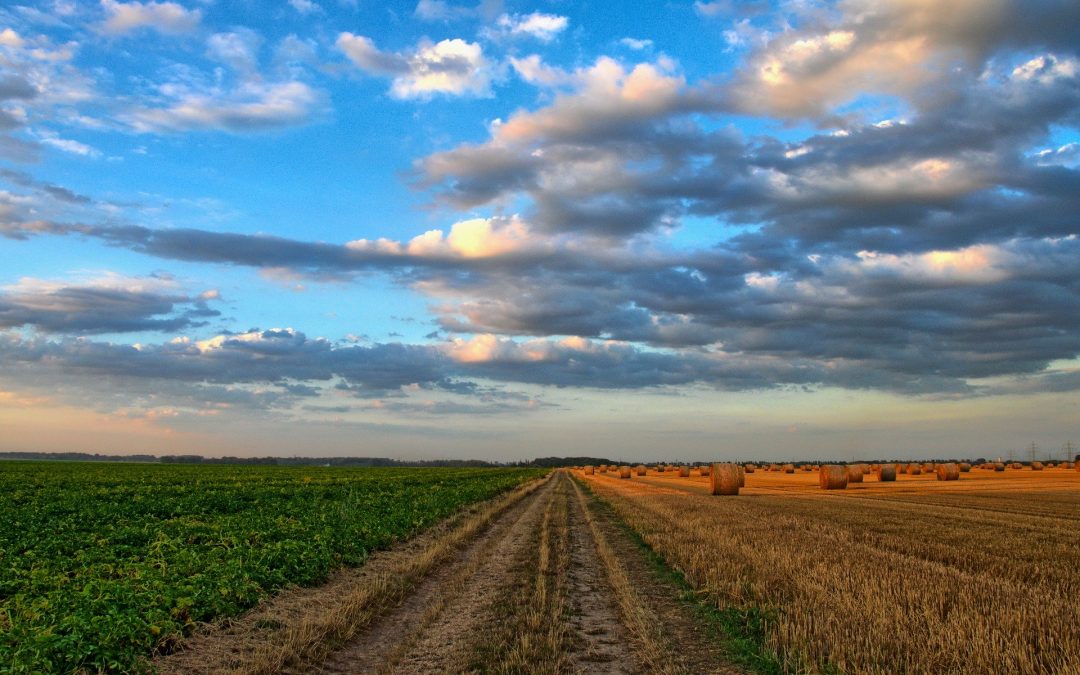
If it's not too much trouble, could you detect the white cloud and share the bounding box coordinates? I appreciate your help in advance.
[124,80,320,133]
[288,0,321,14]
[36,130,101,157]
[846,245,1010,284]
[1011,54,1079,83]
[494,12,568,42]
[346,216,544,260]
[413,0,459,21]
[337,34,492,99]
[206,30,262,75]
[412,0,499,22]
[491,57,685,143]
[619,37,653,51]
[0,28,26,48]
[509,54,574,87]
[99,0,202,36]
[274,34,318,68]
[693,1,727,17]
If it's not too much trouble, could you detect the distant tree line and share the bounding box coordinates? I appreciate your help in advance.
[0,452,498,467]
[0,452,159,463]
[523,456,619,467]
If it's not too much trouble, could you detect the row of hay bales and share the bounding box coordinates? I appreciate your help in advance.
[580,457,1080,492]
[580,460,1076,476]
[579,462,747,495]
[818,462,965,489]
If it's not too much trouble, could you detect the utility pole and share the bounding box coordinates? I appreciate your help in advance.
[1064,441,1075,463]
[1027,442,1037,464]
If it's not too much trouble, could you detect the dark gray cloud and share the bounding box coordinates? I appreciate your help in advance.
[0,134,39,162]
[0,74,37,101]
[0,169,93,204]
[0,324,964,412]
[0,278,220,334]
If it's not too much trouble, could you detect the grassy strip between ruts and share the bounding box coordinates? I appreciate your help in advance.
[467,474,573,674]
[574,478,786,675]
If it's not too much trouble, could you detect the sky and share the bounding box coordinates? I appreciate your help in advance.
[1,0,1079,462]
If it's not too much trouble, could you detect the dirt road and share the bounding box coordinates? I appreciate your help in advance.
[156,471,742,674]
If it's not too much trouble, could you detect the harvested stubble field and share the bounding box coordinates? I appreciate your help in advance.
[581,465,1080,674]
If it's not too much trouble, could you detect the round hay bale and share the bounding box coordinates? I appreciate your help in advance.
[678,465,690,477]
[619,465,632,479]
[819,465,848,490]
[1046,462,1055,468]
[698,465,711,477]
[584,465,595,475]
[959,462,971,472]
[655,465,664,473]
[847,464,865,483]
[1063,461,1074,470]
[744,464,757,473]
[922,463,934,473]
[782,463,795,474]
[907,463,922,475]
[1030,461,1044,471]
[802,464,814,472]
[876,464,897,482]
[936,463,960,481]
[768,463,780,472]
[636,464,647,476]
[709,463,741,495]
[994,462,1005,471]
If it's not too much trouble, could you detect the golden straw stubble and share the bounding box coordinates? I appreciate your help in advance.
[819,465,848,489]
[709,463,741,495]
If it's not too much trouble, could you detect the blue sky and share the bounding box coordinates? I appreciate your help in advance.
[1,0,1079,461]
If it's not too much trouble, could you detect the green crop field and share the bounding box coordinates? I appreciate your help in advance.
[0,461,544,673]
